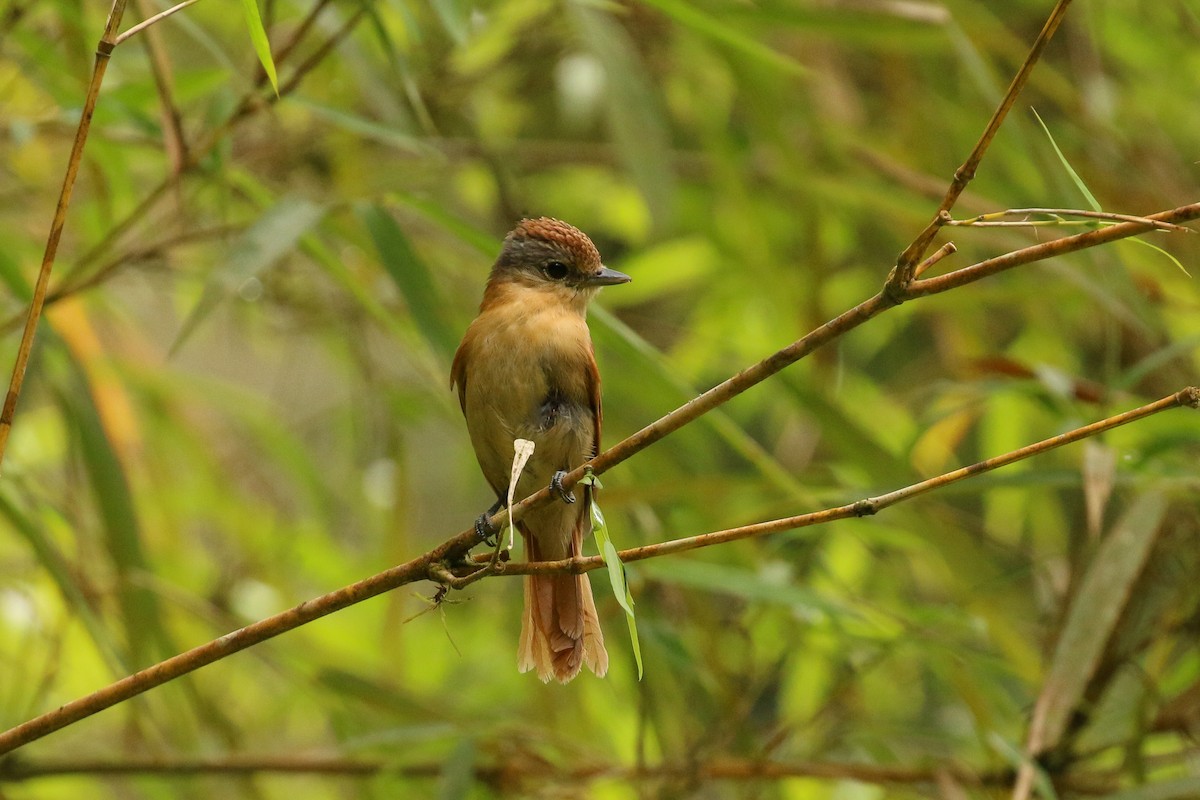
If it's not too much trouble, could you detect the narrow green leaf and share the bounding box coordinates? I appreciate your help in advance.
[438,737,476,800]
[1031,108,1100,211]
[291,97,435,156]
[569,4,676,227]
[171,197,325,355]
[0,484,126,675]
[591,498,643,678]
[382,193,497,256]
[638,0,808,78]
[987,732,1059,800]
[360,203,459,358]
[1037,493,1167,747]
[241,0,279,94]
[57,358,169,667]
[1121,237,1192,277]
[1100,777,1200,800]
[638,558,852,619]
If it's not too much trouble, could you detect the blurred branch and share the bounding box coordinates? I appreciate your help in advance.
[0,753,1116,794]
[131,0,190,174]
[889,0,1074,286]
[0,0,128,469]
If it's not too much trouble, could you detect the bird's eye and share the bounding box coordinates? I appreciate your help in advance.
[543,261,569,281]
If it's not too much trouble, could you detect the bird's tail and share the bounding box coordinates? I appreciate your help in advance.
[517,499,608,683]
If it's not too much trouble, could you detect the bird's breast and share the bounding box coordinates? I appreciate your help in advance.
[459,298,596,493]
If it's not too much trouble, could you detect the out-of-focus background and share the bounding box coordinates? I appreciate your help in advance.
[1,0,1198,797]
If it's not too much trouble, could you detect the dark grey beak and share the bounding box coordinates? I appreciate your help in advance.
[584,266,632,287]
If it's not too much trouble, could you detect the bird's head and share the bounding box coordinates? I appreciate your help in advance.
[486,218,630,311]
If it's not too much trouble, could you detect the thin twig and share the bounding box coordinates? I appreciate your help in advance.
[113,0,202,46]
[913,242,957,279]
[907,203,1200,296]
[946,207,1193,233]
[889,0,1075,286]
[0,0,129,469]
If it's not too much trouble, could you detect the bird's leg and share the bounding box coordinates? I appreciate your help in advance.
[474,496,505,545]
[550,470,577,504]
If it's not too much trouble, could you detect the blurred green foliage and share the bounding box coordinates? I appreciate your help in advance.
[0,0,1198,797]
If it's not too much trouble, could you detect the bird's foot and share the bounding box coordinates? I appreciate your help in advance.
[475,513,501,546]
[550,470,576,504]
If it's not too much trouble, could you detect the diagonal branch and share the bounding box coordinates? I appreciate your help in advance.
[489,388,1198,575]
[0,0,128,469]
[0,385,1192,755]
[889,0,1075,286]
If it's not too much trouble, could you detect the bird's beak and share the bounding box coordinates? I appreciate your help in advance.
[584,266,632,287]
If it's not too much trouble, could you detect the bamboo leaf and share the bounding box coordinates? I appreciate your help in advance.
[1037,493,1167,747]
[591,496,642,679]
[360,203,459,358]
[1100,778,1200,800]
[1031,108,1100,211]
[637,0,808,78]
[241,0,279,94]
[171,197,325,355]
[569,4,676,228]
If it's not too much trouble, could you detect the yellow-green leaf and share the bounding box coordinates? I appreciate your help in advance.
[241,0,279,95]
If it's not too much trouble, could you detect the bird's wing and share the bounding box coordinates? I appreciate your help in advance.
[449,332,470,414]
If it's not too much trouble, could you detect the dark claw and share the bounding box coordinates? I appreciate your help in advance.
[551,470,577,504]
[475,512,500,545]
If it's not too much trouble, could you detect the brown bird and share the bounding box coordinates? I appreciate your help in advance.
[451,218,630,682]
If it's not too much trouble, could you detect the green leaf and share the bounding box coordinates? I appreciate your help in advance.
[56,354,170,668]
[1037,493,1167,748]
[1031,107,1100,211]
[241,0,279,94]
[987,732,1059,800]
[638,558,853,619]
[569,4,676,228]
[591,498,643,679]
[1121,237,1192,277]
[637,0,808,78]
[360,203,459,358]
[0,484,126,676]
[1100,778,1200,800]
[171,197,326,355]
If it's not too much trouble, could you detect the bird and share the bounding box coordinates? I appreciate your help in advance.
[450,217,630,683]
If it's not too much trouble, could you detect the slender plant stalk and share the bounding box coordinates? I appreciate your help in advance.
[0,0,129,469]
[946,207,1192,232]
[889,0,1075,285]
[114,0,202,46]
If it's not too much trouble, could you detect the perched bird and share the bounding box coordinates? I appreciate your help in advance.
[451,218,630,683]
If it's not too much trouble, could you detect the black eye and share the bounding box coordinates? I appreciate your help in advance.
[542,261,569,281]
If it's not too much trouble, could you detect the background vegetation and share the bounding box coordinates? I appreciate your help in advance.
[0,0,1198,797]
